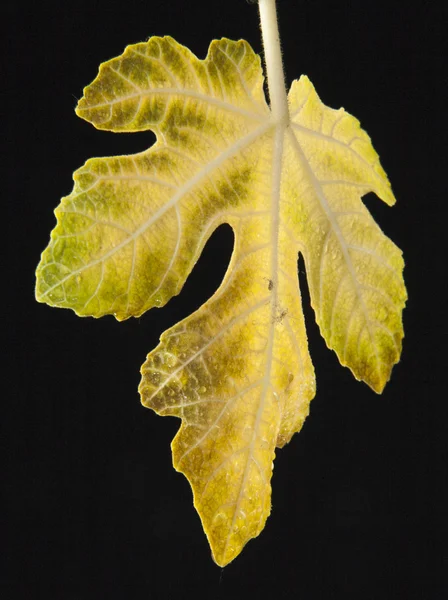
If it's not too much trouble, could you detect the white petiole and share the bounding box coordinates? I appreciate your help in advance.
[258,0,290,125]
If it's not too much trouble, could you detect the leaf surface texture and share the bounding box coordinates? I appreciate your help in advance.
[36,37,406,566]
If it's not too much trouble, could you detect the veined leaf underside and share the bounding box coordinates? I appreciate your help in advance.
[35,36,406,566]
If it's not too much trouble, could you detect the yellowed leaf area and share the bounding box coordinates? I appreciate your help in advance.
[35,37,406,565]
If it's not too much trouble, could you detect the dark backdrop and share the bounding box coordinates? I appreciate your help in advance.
[3,0,446,598]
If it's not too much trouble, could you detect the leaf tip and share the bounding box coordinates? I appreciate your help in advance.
[74,99,85,120]
[368,376,387,395]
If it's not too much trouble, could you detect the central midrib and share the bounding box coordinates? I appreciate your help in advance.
[221,117,286,560]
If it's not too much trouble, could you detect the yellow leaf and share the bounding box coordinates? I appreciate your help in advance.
[35,36,406,566]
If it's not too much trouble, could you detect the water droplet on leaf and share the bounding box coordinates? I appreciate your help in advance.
[165,354,178,368]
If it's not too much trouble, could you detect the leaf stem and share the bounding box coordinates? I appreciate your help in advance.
[258,0,289,124]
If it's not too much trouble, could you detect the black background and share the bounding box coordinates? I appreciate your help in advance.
[3,0,447,598]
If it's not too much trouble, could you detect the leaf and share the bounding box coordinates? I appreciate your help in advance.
[35,36,406,566]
